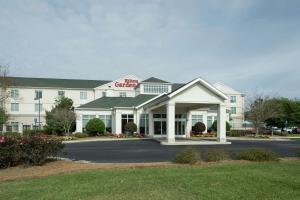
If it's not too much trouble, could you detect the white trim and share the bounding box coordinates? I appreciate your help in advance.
[168,78,228,100]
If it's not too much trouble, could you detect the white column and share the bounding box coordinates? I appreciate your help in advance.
[217,104,227,142]
[167,102,175,143]
[202,111,208,133]
[115,110,122,134]
[76,114,83,133]
[3,124,6,133]
[148,110,154,137]
[186,110,192,138]
[18,123,23,134]
[135,110,140,133]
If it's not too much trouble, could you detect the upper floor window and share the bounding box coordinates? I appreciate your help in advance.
[35,90,43,99]
[230,96,237,103]
[119,92,126,97]
[11,103,19,112]
[80,91,87,100]
[11,89,19,99]
[58,90,65,98]
[230,107,237,114]
[143,84,168,94]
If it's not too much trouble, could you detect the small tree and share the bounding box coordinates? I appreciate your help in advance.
[52,108,76,135]
[211,120,231,132]
[192,122,206,134]
[0,107,7,129]
[85,118,105,136]
[45,97,76,135]
[246,95,279,136]
[124,122,137,134]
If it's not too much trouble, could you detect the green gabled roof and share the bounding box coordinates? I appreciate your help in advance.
[8,77,110,89]
[141,77,169,83]
[78,94,158,109]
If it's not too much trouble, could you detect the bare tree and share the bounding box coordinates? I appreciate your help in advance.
[52,108,76,135]
[0,64,10,128]
[0,64,11,105]
[246,94,279,136]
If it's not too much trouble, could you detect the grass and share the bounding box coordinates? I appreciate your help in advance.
[1,161,300,200]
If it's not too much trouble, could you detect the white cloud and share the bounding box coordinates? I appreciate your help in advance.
[0,0,299,97]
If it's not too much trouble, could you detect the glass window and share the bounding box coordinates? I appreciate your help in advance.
[11,89,19,99]
[98,115,112,132]
[11,122,19,132]
[11,103,19,112]
[230,96,236,103]
[192,115,203,126]
[143,84,169,94]
[119,92,126,97]
[80,91,87,100]
[121,114,134,133]
[139,114,149,134]
[35,103,43,112]
[230,107,237,114]
[207,116,214,129]
[82,115,96,129]
[35,90,42,99]
[58,90,65,98]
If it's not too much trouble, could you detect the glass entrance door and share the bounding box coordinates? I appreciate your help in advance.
[175,120,186,135]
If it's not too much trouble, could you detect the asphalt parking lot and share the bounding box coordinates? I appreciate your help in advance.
[63,139,300,163]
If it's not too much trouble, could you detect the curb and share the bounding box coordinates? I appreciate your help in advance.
[63,137,151,144]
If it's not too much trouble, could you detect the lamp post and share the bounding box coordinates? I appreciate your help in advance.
[34,90,42,130]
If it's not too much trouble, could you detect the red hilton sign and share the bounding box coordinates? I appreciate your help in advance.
[115,79,139,87]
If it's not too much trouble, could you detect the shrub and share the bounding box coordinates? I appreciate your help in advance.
[174,147,199,164]
[296,149,300,157]
[227,130,253,137]
[73,132,89,138]
[23,129,46,136]
[202,149,229,162]
[20,135,64,165]
[236,149,279,162]
[124,122,137,134]
[2,132,21,138]
[85,118,105,136]
[211,120,232,132]
[193,122,206,135]
[0,136,21,168]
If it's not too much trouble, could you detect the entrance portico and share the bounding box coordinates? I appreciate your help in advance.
[143,78,229,144]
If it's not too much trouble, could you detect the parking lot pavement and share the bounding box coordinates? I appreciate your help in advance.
[62,139,300,163]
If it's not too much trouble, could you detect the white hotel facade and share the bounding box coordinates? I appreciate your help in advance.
[4,75,244,143]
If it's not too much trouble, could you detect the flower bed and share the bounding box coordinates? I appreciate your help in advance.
[0,134,64,169]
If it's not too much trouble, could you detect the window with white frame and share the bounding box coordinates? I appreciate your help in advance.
[230,107,237,114]
[191,115,203,126]
[35,103,43,112]
[11,122,19,132]
[143,84,169,94]
[119,92,127,97]
[80,91,87,100]
[58,90,65,98]
[139,114,149,134]
[82,115,96,129]
[98,115,112,131]
[230,96,237,103]
[35,90,42,99]
[11,103,19,112]
[11,89,19,99]
[207,116,216,129]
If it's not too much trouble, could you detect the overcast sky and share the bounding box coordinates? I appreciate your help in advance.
[0,0,300,98]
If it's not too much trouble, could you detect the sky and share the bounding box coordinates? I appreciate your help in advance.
[0,0,300,98]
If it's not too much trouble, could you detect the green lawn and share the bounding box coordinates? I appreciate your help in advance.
[1,162,300,200]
